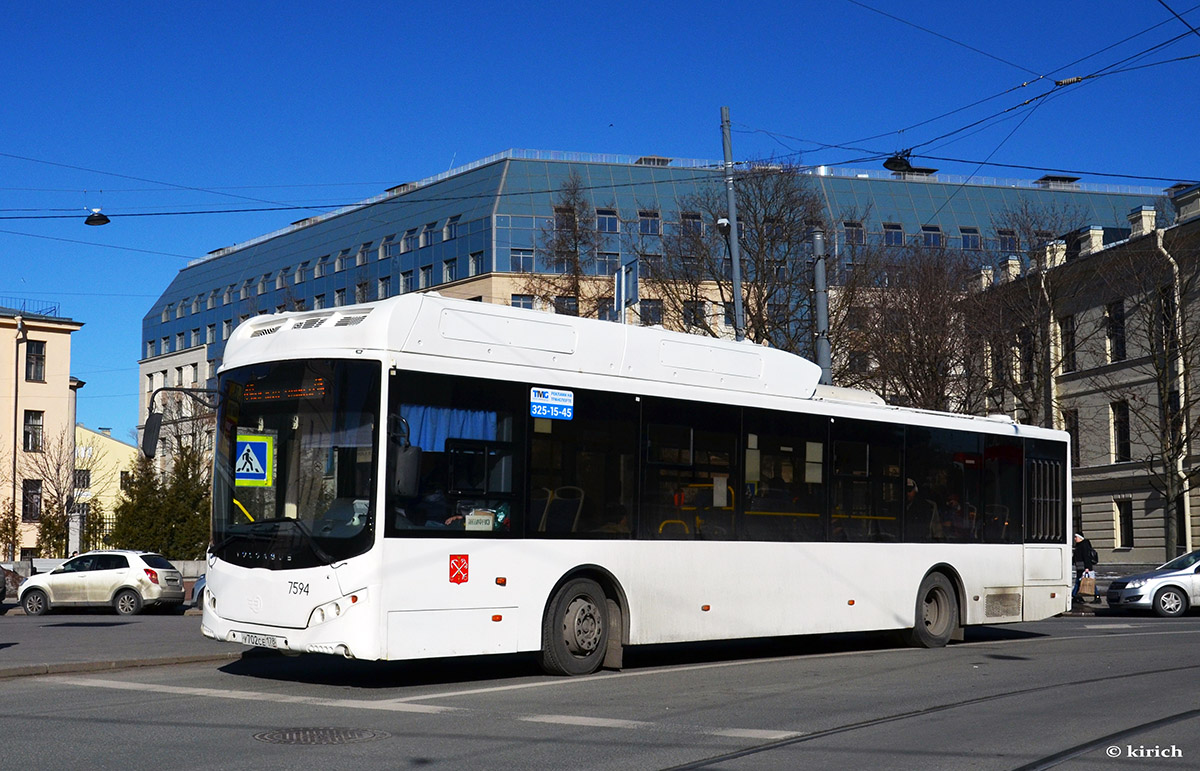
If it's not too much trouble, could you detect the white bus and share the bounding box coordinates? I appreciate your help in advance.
[200,294,1071,675]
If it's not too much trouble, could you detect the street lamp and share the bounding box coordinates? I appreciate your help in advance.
[84,209,110,226]
[883,151,915,174]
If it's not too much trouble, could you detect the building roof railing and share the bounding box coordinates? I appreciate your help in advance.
[190,149,1171,266]
[0,295,61,318]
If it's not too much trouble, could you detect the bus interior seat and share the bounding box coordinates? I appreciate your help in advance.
[540,486,584,532]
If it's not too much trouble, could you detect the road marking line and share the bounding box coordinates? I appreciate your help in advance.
[520,714,656,730]
[1084,623,1135,629]
[712,728,802,740]
[44,677,455,714]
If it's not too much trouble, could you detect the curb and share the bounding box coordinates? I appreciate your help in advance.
[1,605,203,617]
[0,652,246,681]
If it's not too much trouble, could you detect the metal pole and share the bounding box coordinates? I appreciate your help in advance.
[812,228,832,384]
[721,107,745,342]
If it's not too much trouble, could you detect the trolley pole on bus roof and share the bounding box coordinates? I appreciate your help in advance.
[812,227,832,385]
[720,107,746,342]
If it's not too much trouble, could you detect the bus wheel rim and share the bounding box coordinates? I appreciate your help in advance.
[564,597,602,655]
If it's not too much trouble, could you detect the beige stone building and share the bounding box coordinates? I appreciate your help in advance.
[73,424,139,551]
[988,186,1200,564]
[0,303,84,560]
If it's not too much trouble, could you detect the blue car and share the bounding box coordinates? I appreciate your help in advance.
[191,574,206,608]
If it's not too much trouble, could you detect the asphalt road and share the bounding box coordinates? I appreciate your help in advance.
[2,606,1199,770]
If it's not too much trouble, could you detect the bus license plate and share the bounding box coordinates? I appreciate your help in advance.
[236,631,282,649]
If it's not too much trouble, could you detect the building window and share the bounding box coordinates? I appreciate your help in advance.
[723,302,736,328]
[207,292,217,310]
[313,294,326,310]
[443,216,461,241]
[1107,300,1126,362]
[146,341,155,358]
[683,301,706,328]
[315,258,329,278]
[191,296,201,314]
[75,469,91,490]
[554,296,578,316]
[443,259,458,283]
[511,294,534,310]
[23,410,44,452]
[843,222,865,246]
[998,229,1018,253]
[190,328,200,347]
[207,324,216,344]
[21,479,42,522]
[1112,401,1131,462]
[638,210,660,236]
[883,223,904,246]
[401,271,413,294]
[640,299,663,326]
[378,276,391,300]
[355,282,368,304]
[334,288,346,307]
[681,212,703,236]
[421,222,438,248]
[921,225,942,248]
[1063,409,1080,467]
[335,250,350,272]
[276,272,287,290]
[357,243,372,267]
[402,229,418,253]
[469,252,483,276]
[597,209,619,233]
[1059,315,1076,371]
[596,252,619,276]
[294,263,308,284]
[161,306,171,323]
[419,266,432,289]
[1116,499,1134,548]
[511,249,534,273]
[960,227,981,250]
[25,340,45,381]
[120,470,132,491]
[176,304,184,319]
[597,297,617,322]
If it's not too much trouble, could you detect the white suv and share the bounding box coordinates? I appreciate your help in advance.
[18,550,185,616]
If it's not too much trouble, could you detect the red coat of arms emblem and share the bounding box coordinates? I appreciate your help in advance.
[449,554,469,584]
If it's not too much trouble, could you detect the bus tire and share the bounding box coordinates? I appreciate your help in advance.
[903,572,958,648]
[540,578,609,676]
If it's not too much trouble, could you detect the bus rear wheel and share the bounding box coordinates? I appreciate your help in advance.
[903,573,958,648]
[541,578,609,676]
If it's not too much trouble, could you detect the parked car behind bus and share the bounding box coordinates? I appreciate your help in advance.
[18,550,185,616]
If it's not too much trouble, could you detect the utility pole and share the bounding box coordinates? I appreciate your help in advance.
[812,228,832,384]
[720,107,745,342]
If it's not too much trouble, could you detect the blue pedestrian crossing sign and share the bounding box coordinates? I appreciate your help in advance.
[235,434,274,487]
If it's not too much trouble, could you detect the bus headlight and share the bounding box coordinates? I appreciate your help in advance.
[308,590,366,627]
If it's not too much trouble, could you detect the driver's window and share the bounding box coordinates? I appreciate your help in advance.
[63,556,94,573]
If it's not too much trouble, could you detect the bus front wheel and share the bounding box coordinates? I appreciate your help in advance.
[903,573,958,648]
[541,578,609,676]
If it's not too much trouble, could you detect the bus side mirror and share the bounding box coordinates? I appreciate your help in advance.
[141,412,163,459]
[390,415,422,497]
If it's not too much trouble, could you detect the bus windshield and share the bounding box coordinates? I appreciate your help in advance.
[212,359,380,569]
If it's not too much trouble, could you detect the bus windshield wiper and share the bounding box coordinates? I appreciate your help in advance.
[249,517,337,564]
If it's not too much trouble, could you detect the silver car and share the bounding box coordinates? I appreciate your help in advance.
[1106,550,1200,617]
[18,550,185,616]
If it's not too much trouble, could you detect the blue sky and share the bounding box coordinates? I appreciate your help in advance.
[2,1,1197,442]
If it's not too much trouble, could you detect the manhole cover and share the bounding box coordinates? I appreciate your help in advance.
[253,728,390,746]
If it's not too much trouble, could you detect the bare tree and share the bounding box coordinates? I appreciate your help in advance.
[21,426,77,557]
[965,202,1092,427]
[519,171,609,318]
[845,243,988,411]
[633,162,827,354]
